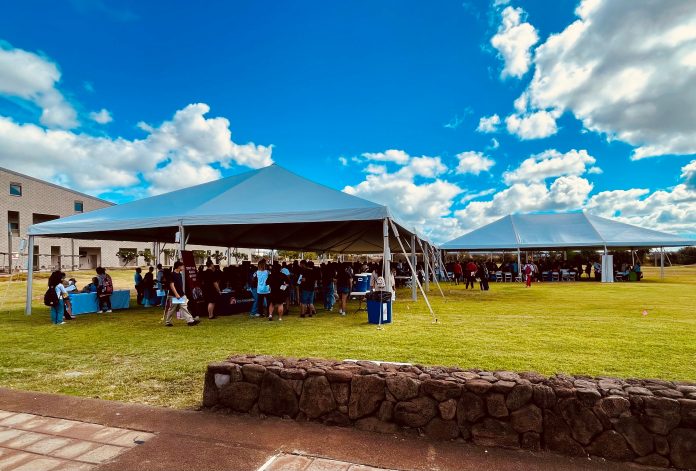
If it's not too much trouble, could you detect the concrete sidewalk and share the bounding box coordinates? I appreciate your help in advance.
[0,388,662,471]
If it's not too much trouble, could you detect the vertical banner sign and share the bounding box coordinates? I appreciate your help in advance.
[180,250,204,301]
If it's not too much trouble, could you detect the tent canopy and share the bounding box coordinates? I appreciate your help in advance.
[442,212,694,251]
[28,164,415,253]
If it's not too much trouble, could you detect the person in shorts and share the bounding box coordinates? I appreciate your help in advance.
[253,259,271,317]
[202,259,221,319]
[299,261,317,318]
[336,262,353,316]
[268,264,290,321]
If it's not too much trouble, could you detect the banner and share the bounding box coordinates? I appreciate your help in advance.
[180,250,204,301]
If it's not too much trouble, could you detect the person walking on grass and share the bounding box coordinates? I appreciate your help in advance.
[453,261,462,285]
[202,259,221,319]
[523,261,534,287]
[336,262,353,316]
[164,261,200,327]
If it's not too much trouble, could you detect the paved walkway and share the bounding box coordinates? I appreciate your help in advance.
[0,388,662,471]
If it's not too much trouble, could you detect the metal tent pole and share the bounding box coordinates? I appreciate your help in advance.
[383,219,392,295]
[410,234,417,301]
[517,248,521,279]
[25,236,34,315]
[423,243,430,292]
[660,247,665,280]
[179,224,186,292]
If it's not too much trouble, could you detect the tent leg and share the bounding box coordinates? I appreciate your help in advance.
[660,247,664,280]
[389,220,437,323]
[411,234,417,301]
[424,245,430,292]
[179,224,186,292]
[517,248,521,280]
[416,238,445,298]
[25,236,34,316]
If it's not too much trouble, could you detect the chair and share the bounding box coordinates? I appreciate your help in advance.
[495,271,503,282]
[514,273,523,282]
[504,272,512,282]
[551,272,560,282]
[560,269,570,281]
[615,273,623,281]
[568,271,577,281]
[542,271,551,282]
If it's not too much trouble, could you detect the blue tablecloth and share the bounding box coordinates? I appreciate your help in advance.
[69,290,131,315]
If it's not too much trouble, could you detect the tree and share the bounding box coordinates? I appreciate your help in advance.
[116,249,138,266]
[211,250,227,264]
[138,248,154,266]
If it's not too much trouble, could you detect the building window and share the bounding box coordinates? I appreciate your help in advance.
[10,183,22,196]
[74,201,84,212]
[8,211,19,236]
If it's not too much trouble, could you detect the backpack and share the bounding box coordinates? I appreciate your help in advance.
[44,286,59,307]
[525,265,532,275]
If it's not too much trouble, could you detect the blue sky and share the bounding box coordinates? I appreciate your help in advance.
[1,0,695,242]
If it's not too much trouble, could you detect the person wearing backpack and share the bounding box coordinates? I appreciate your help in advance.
[45,270,66,324]
[523,262,534,287]
[96,267,113,313]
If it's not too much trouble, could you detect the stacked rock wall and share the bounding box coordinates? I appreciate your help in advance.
[203,355,696,470]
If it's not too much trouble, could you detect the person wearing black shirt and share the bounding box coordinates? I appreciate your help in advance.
[299,261,317,318]
[202,260,221,319]
[268,265,290,321]
[322,263,337,312]
[164,261,199,327]
[336,262,353,316]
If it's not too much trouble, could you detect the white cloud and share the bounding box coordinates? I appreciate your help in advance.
[456,175,593,228]
[361,149,410,165]
[490,6,539,79]
[338,156,348,166]
[456,151,495,175]
[89,108,112,124]
[489,138,500,150]
[682,160,696,189]
[505,110,558,139]
[492,0,510,6]
[344,151,463,241]
[476,114,501,133]
[460,188,496,203]
[0,103,273,195]
[502,149,596,184]
[521,0,696,159]
[0,43,78,129]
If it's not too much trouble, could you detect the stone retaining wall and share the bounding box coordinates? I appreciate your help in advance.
[203,355,696,470]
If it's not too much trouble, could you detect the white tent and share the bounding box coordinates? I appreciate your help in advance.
[25,164,436,315]
[442,212,694,281]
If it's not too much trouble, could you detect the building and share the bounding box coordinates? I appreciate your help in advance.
[0,167,248,272]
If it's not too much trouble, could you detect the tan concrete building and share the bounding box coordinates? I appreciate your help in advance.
[1,167,249,272]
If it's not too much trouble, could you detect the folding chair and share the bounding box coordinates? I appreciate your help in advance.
[495,271,503,282]
[504,272,512,282]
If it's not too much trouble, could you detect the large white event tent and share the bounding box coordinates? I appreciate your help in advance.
[441,212,694,281]
[25,164,438,315]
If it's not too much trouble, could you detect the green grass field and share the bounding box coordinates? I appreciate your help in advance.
[0,266,694,409]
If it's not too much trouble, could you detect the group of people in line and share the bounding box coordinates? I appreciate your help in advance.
[46,267,114,325]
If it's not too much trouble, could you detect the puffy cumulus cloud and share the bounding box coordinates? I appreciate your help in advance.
[344,152,463,241]
[0,103,273,195]
[490,6,539,79]
[504,110,558,139]
[89,108,112,124]
[503,149,597,184]
[455,151,495,175]
[586,184,696,234]
[681,160,696,189]
[0,43,78,129]
[361,149,410,165]
[522,0,696,159]
[455,175,593,228]
[476,114,500,133]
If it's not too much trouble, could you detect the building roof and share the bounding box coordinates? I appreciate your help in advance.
[28,164,416,253]
[0,166,114,206]
[441,212,695,251]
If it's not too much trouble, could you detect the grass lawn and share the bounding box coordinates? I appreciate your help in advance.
[0,265,694,409]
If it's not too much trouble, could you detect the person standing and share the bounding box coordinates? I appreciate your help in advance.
[465,260,477,289]
[268,264,290,321]
[523,262,534,287]
[165,261,200,327]
[96,267,113,313]
[134,267,144,305]
[142,266,155,307]
[453,261,462,285]
[322,262,337,312]
[47,271,66,325]
[248,263,260,317]
[202,259,221,319]
[336,262,353,316]
[253,259,271,317]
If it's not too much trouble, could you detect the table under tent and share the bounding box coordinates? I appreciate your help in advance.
[26,164,441,320]
[441,212,694,282]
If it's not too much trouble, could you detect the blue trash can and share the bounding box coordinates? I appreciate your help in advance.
[352,273,372,293]
[366,291,392,324]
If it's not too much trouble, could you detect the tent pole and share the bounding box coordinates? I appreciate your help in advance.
[660,247,664,280]
[517,248,521,279]
[383,218,392,295]
[179,224,186,292]
[388,220,437,323]
[423,243,430,292]
[411,234,417,301]
[416,238,445,298]
[25,235,34,316]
